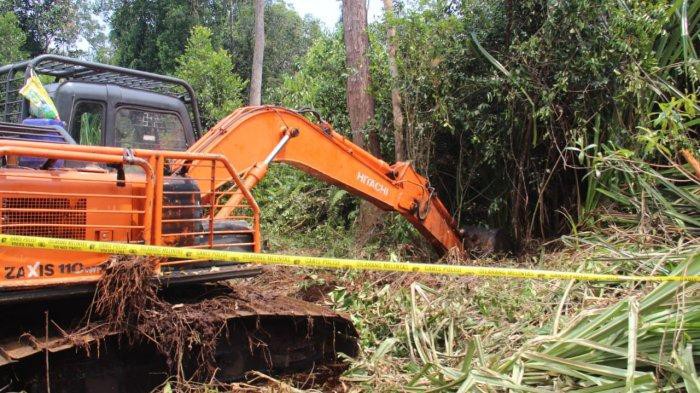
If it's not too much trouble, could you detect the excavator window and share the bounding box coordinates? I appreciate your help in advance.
[115,107,188,151]
[70,101,105,145]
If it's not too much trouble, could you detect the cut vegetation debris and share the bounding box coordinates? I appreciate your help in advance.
[333,155,699,392]
[337,249,699,392]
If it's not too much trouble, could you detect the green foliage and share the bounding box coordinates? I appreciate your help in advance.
[78,112,101,145]
[0,11,26,63]
[340,241,699,391]
[261,0,698,257]
[110,0,198,73]
[253,165,358,256]
[275,31,350,130]
[225,0,322,100]
[638,94,698,156]
[7,0,96,56]
[175,26,245,128]
[581,145,700,236]
[110,0,320,97]
[484,255,700,391]
[329,282,401,348]
[252,163,426,259]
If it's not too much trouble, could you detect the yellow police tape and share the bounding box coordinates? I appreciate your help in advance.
[0,234,698,282]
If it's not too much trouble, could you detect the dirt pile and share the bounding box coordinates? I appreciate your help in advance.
[60,256,358,391]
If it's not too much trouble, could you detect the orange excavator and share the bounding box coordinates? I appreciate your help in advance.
[0,56,464,391]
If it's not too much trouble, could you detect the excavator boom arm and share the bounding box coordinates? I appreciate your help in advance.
[185,106,462,254]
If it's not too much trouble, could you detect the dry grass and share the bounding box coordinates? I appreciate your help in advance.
[330,238,699,392]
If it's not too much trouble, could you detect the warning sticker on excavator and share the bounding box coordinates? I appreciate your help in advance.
[0,234,698,283]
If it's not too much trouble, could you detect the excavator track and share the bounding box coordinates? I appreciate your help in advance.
[0,283,358,392]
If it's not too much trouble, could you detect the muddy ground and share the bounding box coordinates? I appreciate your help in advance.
[0,262,358,393]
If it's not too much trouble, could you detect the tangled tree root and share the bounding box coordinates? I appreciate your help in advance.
[75,256,229,381]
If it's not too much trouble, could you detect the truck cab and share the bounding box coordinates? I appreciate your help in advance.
[0,55,203,150]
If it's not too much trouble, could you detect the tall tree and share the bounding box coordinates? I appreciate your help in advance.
[382,0,405,161]
[343,0,383,244]
[248,0,264,105]
[342,0,380,156]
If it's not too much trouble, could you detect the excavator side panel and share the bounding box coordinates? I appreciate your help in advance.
[0,167,149,289]
[0,141,261,292]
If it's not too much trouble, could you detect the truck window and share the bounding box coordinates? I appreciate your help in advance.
[71,101,105,145]
[115,107,187,151]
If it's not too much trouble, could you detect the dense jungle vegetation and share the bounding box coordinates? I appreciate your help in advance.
[0,0,697,391]
[0,0,696,253]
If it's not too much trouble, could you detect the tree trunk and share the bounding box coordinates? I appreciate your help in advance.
[342,0,380,156]
[504,0,514,47]
[343,0,383,248]
[382,0,405,162]
[249,0,264,105]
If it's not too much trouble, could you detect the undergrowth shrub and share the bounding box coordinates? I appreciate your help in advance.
[262,0,697,254]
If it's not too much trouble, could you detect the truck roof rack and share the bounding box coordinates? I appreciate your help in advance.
[0,54,203,137]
